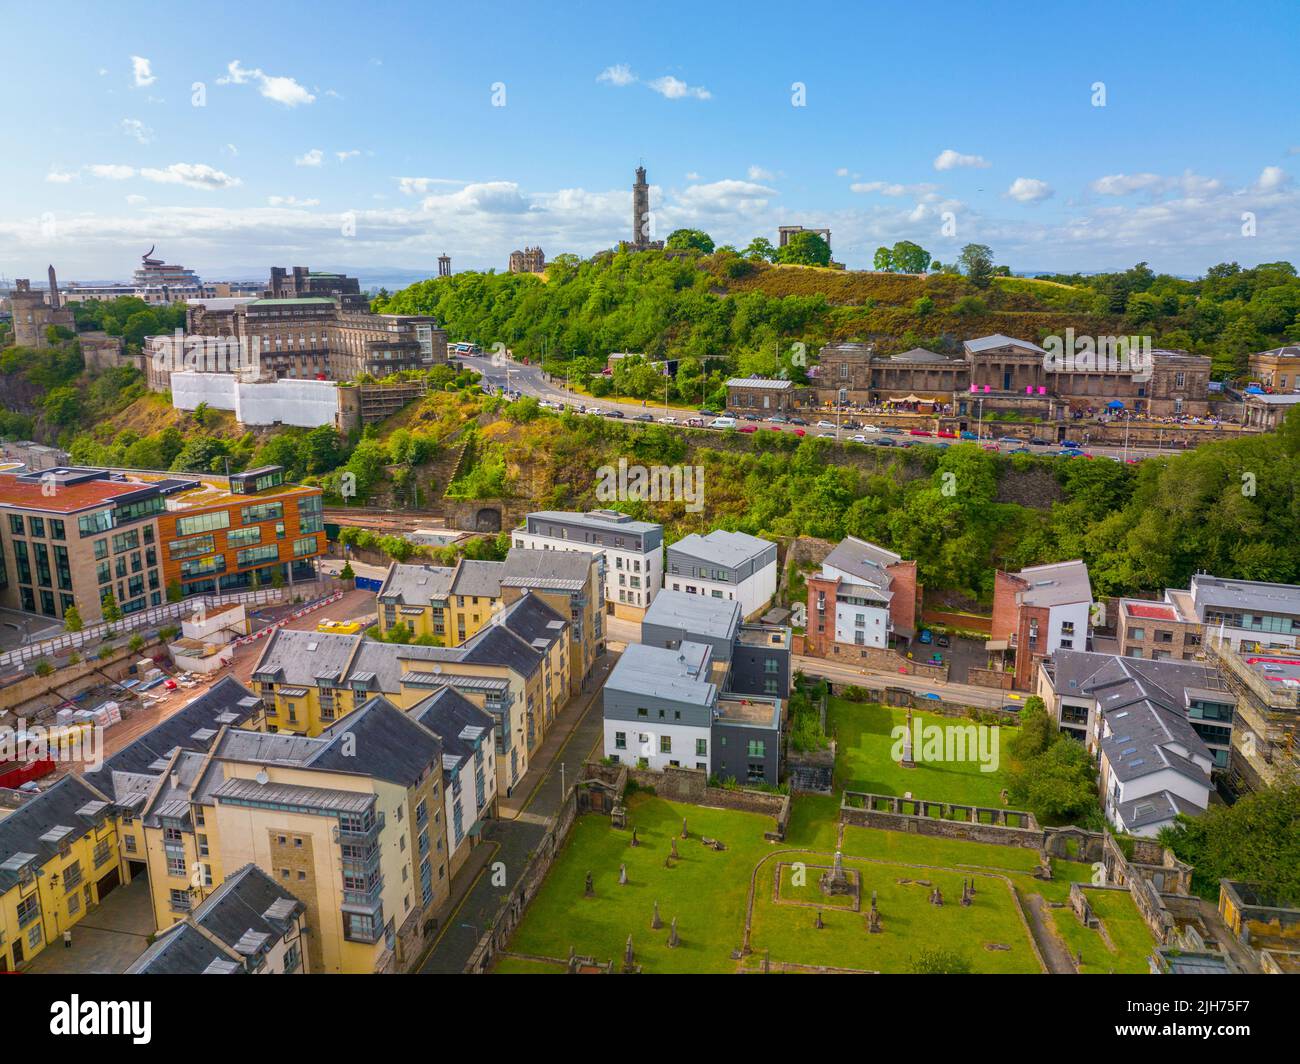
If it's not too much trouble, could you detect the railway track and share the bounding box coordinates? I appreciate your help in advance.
[323,509,449,534]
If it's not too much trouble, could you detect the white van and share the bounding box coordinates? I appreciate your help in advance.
[709,416,737,430]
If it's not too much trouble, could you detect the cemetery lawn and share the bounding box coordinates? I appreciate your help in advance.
[497,793,1160,974]
[829,699,1013,808]
[500,794,773,974]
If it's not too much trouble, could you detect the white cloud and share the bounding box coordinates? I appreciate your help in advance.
[934,149,990,171]
[336,150,361,162]
[268,195,321,207]
[88,164,136,180]
[295,149,324,167]
[646,75,710,101]
[1256,165,1289,192]
[747,165,775,182]
[678,178,775,212]
[139,163,242,191]
[685,171,701,181]
[121,118,153,145]
[45,169,77,183]
[1091,171,1222,197]
[126,194,147,204]
[223,143,239,156]
[217,59,316,107]
[850,180,938,197]
[130,56,155,88]
[1006,177,1053,203]
[835,167,849,177]
[597,64,636,87]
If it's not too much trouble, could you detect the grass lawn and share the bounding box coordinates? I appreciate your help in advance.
[829,699,1013,807]
[748,853,1040,973]
[1050,887,1157,974]
[501,794,773,973]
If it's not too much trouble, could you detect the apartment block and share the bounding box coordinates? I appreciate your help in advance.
[513,509,662,619]
[804,536,920,656]
[0,775,122,971]
[605,590,790,785]
[254,592,570,796]
[665,529,778,620]
[1037,650,1225,836]
[0,464,324,625]
[126,863,309,974]
[378,546,602,693]
[989,559,1093,691]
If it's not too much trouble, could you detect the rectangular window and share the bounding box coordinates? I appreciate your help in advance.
[78,510,115,537]
[293,535,318,557]
[169,533,216,559]
[236,543,280,568]
[175,510,230,536]
[226,526,262,548]
[27,516,44,538]
[240,501,284,525]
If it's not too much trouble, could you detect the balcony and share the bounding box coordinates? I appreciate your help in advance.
[342,876,385,913]
[332,811,385,845]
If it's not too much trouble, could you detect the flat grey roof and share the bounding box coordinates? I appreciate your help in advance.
[1191,574,1300,617]
[668,529,774,568]
[526,509,661,536]
[643,588,741,641]
[605,641,717,706]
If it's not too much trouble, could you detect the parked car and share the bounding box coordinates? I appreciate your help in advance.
[709,416,737,429]
[896,440,915,448]
[738,424,758,433]
[997,437,1021,445]
[768,415,787,424]
[883,426,905,435]
[631,412,652,422]
[1009,447,1031,455]
[788,416,808,426]
[1058,447,1085,457]
[604,409,625,419]
[1028,437,1049,446]
[982,442,999,452]
[1061,439,1082,449]
[685,417,704,427]
[930,441,950,449]
[698,408,718,417]
[659,416,678,424]
[816,420,836,428]
[936,634,951,648]
[792,427,806,437]
[849,434,869,443]
[936,430,957,439]
[909,428,933,437]
[919,629,933,645]
[959,430,979,440]
[741,413,759,421]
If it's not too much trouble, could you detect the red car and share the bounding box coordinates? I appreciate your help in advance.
[909,428,933,436]
[936,430,957,439]
[738,424,758,433]
[981,443,999,452]
[792,428,806,437]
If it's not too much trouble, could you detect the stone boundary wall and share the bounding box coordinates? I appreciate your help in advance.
[465,787,579,974]
[920,608,993,634]
[967,667,1015,691]
[808,642,948,681]
[840,790,1046,849]
[625,764,789,841]
[828,684,1020,724]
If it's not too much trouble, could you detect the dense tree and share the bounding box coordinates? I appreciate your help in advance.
[775,231,832,267]
[958,244,995,288]
[665,228,715,254]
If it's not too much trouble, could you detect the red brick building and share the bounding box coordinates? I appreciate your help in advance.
[805,537,919,658]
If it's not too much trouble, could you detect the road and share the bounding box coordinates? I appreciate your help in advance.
[461,351,1224,463]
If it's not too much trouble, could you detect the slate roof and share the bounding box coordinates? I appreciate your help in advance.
[251,629,358,687]
[310,697,443,787]
[1116,789,1205,830]
[82,676,262,801]
[377,562,456,605]
[0,775,114,891]
[408,688,495,779]
[1010,560,1092,607]
[525,509,661,537]
[450,559,503,599]
[822,536,900,594]
[493,592,569,652]
[125,922,246,975]
[500,546,594,591]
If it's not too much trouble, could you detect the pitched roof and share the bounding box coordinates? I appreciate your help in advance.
[251,628,358,687]
[125,921,247,975]
[1116,789,1205,830]
[83,676,262,799]
[378,562,457,604]
[1009,560,1092,607]
[407,688,495,775]
[310,697,443,787]
[964,334,1047,355]
[822,536,901,594]
[450,559,503,599]
[0,775,114,891]
[500,546,594,591]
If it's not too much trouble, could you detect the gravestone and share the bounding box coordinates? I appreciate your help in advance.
[868,891,882,933]
[651,900,663,930]
[584,870,594,898]
[815,909,824,930]
[668,917,680,949]
[681,818,689,839]
[619,863,628,886]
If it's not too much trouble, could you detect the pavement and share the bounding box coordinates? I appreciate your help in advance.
[22,873,155,973]
[416,653,614,973]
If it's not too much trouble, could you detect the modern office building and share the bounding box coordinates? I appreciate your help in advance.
[513,509,662,619]
[665,529,778,620]
[0,464,324,624]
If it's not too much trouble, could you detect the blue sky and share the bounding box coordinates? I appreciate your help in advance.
[3,0,1297,282]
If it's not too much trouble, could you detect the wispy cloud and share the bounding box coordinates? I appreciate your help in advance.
[217,59,316,107]
[268,195,321,207]
[597,65,711,100]
[335,150,361,162]
[295,148,324,167]
[596,63,636,87]
[121,118,153,145]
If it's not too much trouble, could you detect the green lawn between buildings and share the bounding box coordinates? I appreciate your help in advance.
[495,793,1156,974]
[828,699,1013,808]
